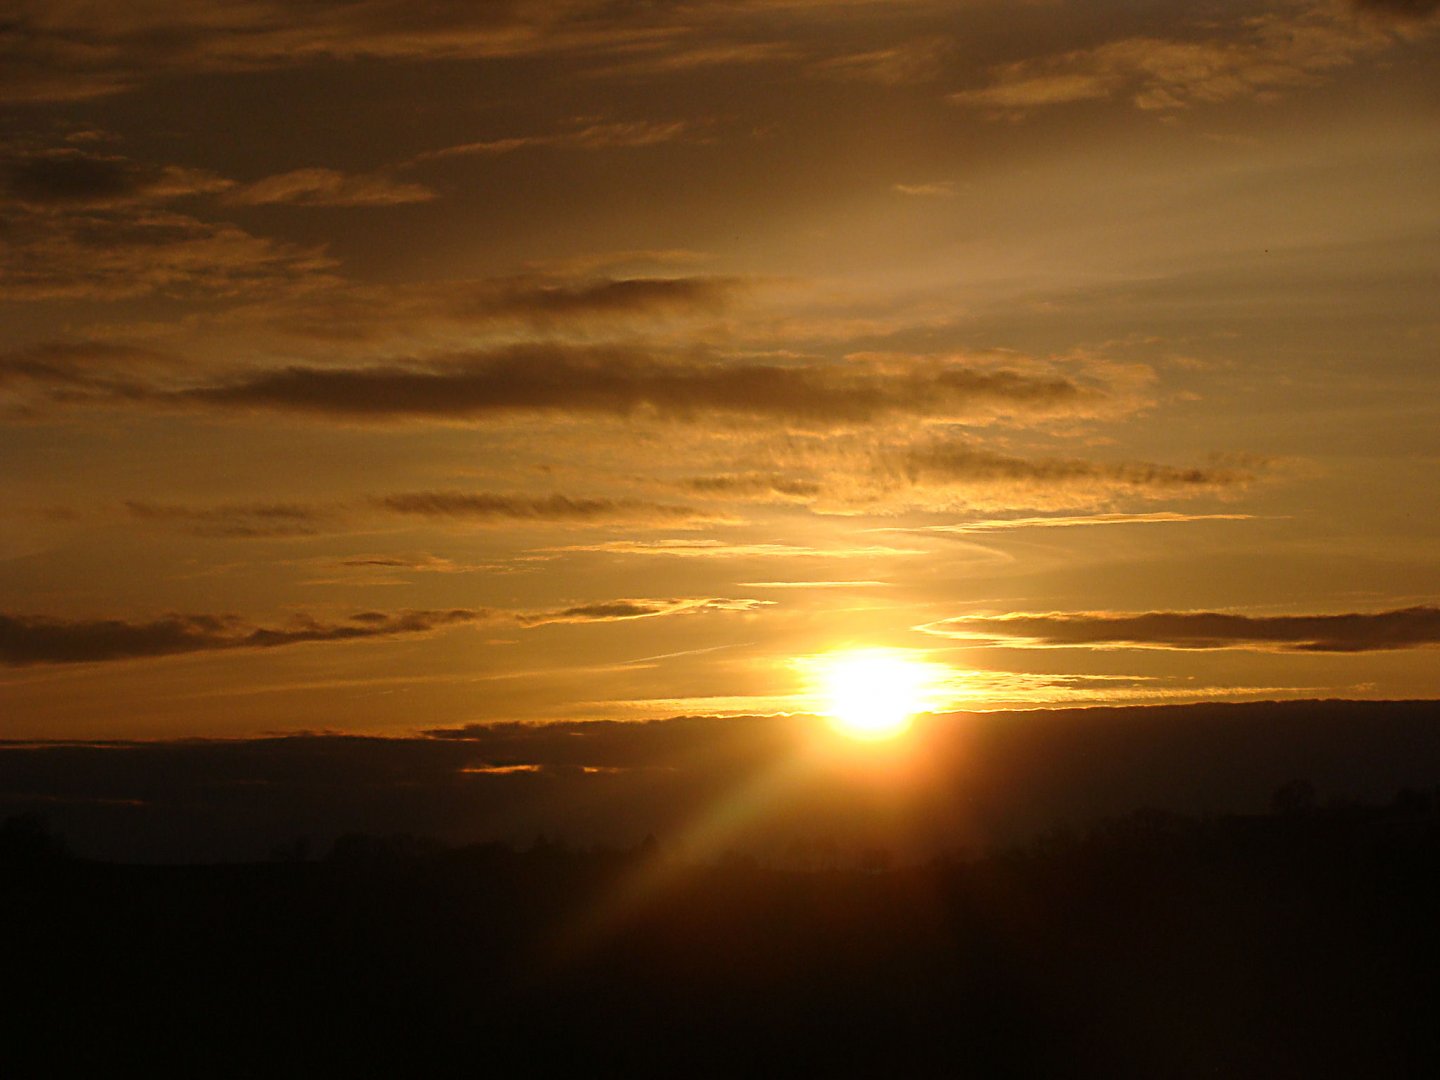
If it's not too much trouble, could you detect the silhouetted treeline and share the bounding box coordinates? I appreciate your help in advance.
[6,787,1440,1078]
[7,699,1440,865]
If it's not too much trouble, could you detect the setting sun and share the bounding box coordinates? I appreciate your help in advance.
[810,649,942,740]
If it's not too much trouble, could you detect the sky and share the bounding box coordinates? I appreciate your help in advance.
[2,0,1439,746]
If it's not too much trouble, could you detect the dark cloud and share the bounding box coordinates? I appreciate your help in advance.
[375,490,719,524]
[889,442,1253,492]
[515,597,769,626]
[683,474,824,499]
[1350,0,1440,20]
[911,512,1257,534]
[490,276,737,319]
[1,0,1426,109]
[0,342,172,400]
[1,149,229,208]
[0,609,484,666]
[179,347,1103,427]
[520,601,678,625]
[0,0,829,104]
[0,597,768,666]
[926,606,1440,653]
[250,275,743,344]
[125,500,332,539]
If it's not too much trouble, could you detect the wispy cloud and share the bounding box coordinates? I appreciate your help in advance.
[374,491,724,525]
[949,5,1414,114]
[0,597,772,666]
[738,580,888,589]
[224,274,743,349]
[887,441,1255,493]
[923,606,1440,653]
[516,597,771,626]
[120,492,725,538]
[869,441,1257,510]
[589,40,799,78]
[904,512,1258,534]
[125,500,335,539]
[225,167,435,207]
[892,181,957,198]
[0,2,687,104]
[682,473,824,501]
[808,36,952,85]
[1,148,230,208]
[0,209,333,302]
[547,539,923,559]
[412,120,693,162]
[0,609,484,666]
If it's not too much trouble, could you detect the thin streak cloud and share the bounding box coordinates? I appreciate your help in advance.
[547,539,924,559]
[0,598,771,666]
[923,607,1440,653]
[373,491,723,525]
[907,512,1258,534]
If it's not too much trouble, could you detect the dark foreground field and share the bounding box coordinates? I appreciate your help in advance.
[7,797,1440,1079]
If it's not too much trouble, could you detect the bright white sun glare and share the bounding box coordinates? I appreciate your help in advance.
[809,648,942,741]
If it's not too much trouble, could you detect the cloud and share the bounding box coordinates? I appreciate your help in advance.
[807,36,952,84]
[892,181,957,198]
[225,168,435,207]
[923,606,1440,653]
[1,148,231,208]
[310,553,494,583]
[0,1,690,104]
[0,609,484,666]
[121,492,723,538]
[1349,0,1440,21]
[374,491,723,525]
[738,580,888,589]
[0,146,334,302]
[949,5,1407,114]
[177,347,1117,428]
[515,597,771,626]
[412,120,693,162]
[589,41,799,77]
[124,500,333,539]
[908,512,1258,534]
[885,441,1254,498]
[221,274,743,346]
[682,474,824,501]
[0,208,334,301]
[0,342,177,404]
[547,539,923,559]
[0,597,772,665]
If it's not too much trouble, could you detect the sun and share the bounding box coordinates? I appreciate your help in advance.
[810,648,940,741]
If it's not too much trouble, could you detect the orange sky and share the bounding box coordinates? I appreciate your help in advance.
[2,0,1439,739]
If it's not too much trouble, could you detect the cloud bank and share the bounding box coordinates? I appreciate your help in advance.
[178,348,1113,427]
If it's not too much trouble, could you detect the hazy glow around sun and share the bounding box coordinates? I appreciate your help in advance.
[806,648,944,740]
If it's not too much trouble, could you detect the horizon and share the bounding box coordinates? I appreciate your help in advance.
[6,698,1439,864]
